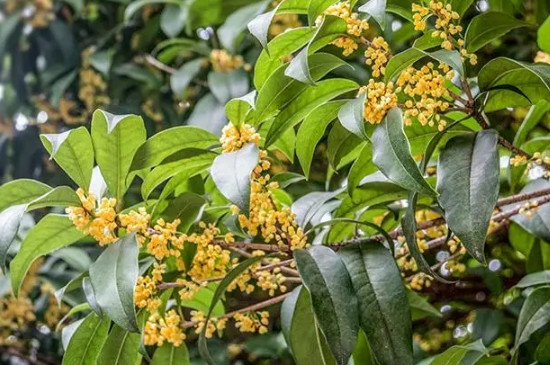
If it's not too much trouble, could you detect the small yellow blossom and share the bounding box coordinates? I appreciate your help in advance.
[234,311,269,334]
[360,80,398,124]
[210,50,244,72]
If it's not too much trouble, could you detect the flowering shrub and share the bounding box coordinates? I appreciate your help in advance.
[2,0,550,364]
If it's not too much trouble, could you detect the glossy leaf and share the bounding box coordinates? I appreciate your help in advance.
[41,127,94,189]
[517,270,550,288]
[339,242,413,365]
[358,0,387,29]
[0,205,26,270]
[225,91,256,127]
[0,179,51,212]
[292,189,342,228]
[26,186,80,211]
[294,246,359,365]
[431,340,489,365]
[338,93,369,141]
[131,126,218,171]
[61,313,110,365]
[347,144,377,197]
[151,343,190,365]
[89,234,139,332]
[465,12,531,53]
[218,0,268,52]
[97,325,141,365]
[372,108,437,196]
[210,143,259,213]
[10,214,86,296]
[408,290,442,321]
[437,130,499,263]
[516,287,550,348]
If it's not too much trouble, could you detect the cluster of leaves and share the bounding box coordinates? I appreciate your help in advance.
[2,0,550,364]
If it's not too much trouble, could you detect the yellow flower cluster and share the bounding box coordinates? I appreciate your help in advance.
[359,80,397,124]
[535,51,550,64]
[364,37,390,78]
[220,123,261,152]
[396,62,454,130]
[233,311,269,334]
[221,124,307,250]
[185,223,233,281]
[412,1,476,65]
[255,259,287,296]
[135,263,165,312]
[80,49,110,112]
[66,189,118,246]
[210,49,244,73]
[190,310,228,338]
[143,310,185,347]
[409,272,433,291]
[322,1,369,56]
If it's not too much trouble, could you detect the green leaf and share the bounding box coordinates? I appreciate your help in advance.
[0,179,51,212]
[372,108,437,196]
[539,16,550,53]
[294,246,358,365]
[62,313,110,365]
[179,285,225,317]
[265,78,358,146]
[131,126,218,171]
[97,325,141,365]
[141,149,216,199]
[151,343,190,365]
[207,69,249,104]
[211,143,259,213]
[248,7,278,51]
[408,290,442,321]
[254,27,316,88]
[338,93,369,141]
[450,0,474,15]
[281,286,336,365]
[89,234,139,332]
[10,214,85,297]
[517,271,550,288]
[437,130,500,263]
[353,330,377,365]
[254,53,349,124]
[465,12,531,53]
[347,144,377,197]
[41,127,94,189]
[513,101,550,146]
[339,242,413,365]
[26,186,80,211]
[225,91,256,127]
[170,59,204,97]
[385,48,463,82]
[327,122,365,170]
[219,1,268,51]
[0,205,26,271]
[516,287,550,349]
[358,0,387,30]
[198,255,266,364]
[431,339,489,365]
[308,0,338,24]
[478,57,550,111]
[160,4,188,37]
[296,101,345,178]
[292,189,342,228]
[91,111,146,201]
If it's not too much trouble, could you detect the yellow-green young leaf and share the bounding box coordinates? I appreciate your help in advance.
[40,127,94,189]
[294,246,359,365]
[437,130,499,263]
[478,57,550,111]
[339,242,413,365]
[210,143,259,213]
[281,286,336,365]
[89,234,139,332]
[408,290,443,321]
[97,325,141,365]
[539,16,550,53]
[0,179,51,212]
[131,126,218,171]
[352,330,377,365]
[254,27,316,89]
[225,91,256,127]
[265,78,358,147]
[465,12,531,53]
[372,108,437,197]
[253,53,349,124]
[10,214,86,296]
[0,205,26,270]
[62,313,110,365]
[431,340,489,365]
[450,0,474,15]
[308,0,338,24]
[141,149,217,199]
[91,110,146,201]
[151,343,190,365]
[26,186,80,211]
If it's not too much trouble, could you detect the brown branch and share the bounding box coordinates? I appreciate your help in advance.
[144,54,176,74]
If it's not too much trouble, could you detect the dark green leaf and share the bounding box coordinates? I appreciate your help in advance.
[408,290,442,321]
[292,189,342,228]
[516,287,550,348]
[372,108,437,196]
[347,144,377,197]
[465,12,531,53]
[10,214,86,296]
[338,93,369,141]
[437,130,500,263]
[89,234,139,332]
[294,246,358,365]
[339,242,413,365]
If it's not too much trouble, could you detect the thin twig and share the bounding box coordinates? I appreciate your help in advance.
[144,54,176,74]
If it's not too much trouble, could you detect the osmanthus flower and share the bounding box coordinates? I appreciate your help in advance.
[535,51,550,64]
[233,311,270,334]
[143,310,185,347]
[210,49,245,73]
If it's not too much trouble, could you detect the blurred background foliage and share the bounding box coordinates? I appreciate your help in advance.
[1,0,550,364]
